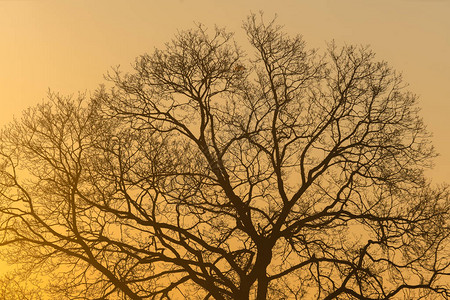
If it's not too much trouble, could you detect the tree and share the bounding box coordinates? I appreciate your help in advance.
[0,14,449,299]
[0,272,42,300]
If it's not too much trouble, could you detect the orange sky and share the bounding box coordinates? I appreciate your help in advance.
[0,0,449,274]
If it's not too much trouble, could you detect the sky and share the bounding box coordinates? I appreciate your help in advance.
[0,0,449,273]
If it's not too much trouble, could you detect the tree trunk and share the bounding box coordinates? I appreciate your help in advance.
[256,275,269,300]
[255,246,272,300]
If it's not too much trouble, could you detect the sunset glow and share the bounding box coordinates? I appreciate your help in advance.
[0,1,449,298]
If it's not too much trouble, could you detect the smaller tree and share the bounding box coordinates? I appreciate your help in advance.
[0,272,42,300]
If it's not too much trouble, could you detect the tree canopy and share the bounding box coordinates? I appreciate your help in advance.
[0,15,449,299]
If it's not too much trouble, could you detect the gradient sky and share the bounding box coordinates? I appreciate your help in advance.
[0,0,449,273]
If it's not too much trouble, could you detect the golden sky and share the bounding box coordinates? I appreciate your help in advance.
[0,0,449,273]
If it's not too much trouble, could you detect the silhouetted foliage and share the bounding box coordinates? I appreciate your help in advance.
[0,14,449,299]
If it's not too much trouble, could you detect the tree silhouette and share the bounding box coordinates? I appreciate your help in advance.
[0,14,449,299]
[0,272,42,300]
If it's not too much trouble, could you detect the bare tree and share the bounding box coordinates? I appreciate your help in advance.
[0,272,42,300]
[0,15,449,299]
